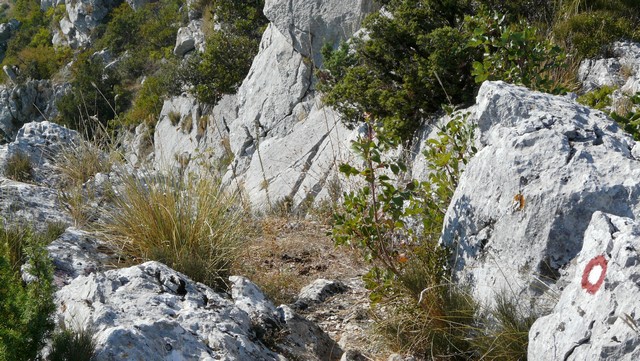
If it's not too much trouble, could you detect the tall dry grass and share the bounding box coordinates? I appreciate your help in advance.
[99,171,245,290]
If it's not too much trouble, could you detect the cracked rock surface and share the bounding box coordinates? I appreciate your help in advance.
[442,81,640,313]
[528,212,640,361]
[56,261,341,360]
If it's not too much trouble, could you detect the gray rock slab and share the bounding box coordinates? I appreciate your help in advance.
[47,227,116,287]
[294,279,348,310]
[57,262,285,360]
[56,262,341,360]
[528,212,640,360]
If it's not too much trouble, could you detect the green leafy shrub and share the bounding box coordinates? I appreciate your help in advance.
[99,172,245,290]
[56,52,130,138]
[178,0,267,105]
[332,111,479,356]
[577,86,615,110]
[610,92,640,141]
[97,0,184,57]
[4,151,33,182]
[0,225,55,361]
[467,11,569,94]
[0,0,73,83]
[125,74,170,126]
[319,0,479,141]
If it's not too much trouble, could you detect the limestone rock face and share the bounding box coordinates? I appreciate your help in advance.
[157,0,378,211]
[47,227,116,287]
[0,81,69,143]
[216,0,374,208]
[579,41,640,94]
[264,0,379,66]
[56,261,341,360]
[528,212,640,361]
[0,178,71,229]
[0,121,77,228]
[54,0,119,48]
[153,95,205,172]
[1,121,79,184]
[441,81,640,312]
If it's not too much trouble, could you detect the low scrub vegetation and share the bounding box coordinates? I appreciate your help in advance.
[332,109,534,358]
[319,0,639,142]
[48,325,96,361]
[0,224,56,361]
[99,172,245,290]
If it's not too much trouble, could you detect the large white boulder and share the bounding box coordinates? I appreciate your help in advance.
[56,261,341,360]
[528,212,640,360]
[441,81,640,312]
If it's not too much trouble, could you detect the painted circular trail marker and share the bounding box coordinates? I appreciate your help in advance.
[581,255,608,295]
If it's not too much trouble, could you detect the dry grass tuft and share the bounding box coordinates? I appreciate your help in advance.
[99,171,245,290]
[5,151,33,182]
[56,140,113,188]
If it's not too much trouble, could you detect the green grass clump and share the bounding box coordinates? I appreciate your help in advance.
[48,326,95,361]
[473,295,536,360]
[0,225,56,361]
[100,172,244,290]
[577,86,615,110]
[5,151,33,182]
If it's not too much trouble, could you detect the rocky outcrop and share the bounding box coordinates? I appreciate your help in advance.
[174,19,205,57]
[0,121,77,228]
[155,0,378,211]
[441,81,640,312]
[528,212,640,361]
[1,121,79,183]
[55,261,341,360]
[0,80,69,144]
[153,95,209,172]
[47,227,117,287]
[54,0,119,48]
[264,0,378,66]
[0,178,71,229]
[578,41,640,94]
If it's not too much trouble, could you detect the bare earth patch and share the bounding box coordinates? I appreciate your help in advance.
[237,216,393,359]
